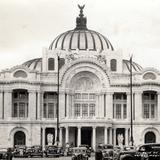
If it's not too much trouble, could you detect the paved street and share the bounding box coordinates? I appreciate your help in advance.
[13,157,95,160]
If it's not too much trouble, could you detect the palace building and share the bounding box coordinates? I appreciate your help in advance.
[0,6,160,150]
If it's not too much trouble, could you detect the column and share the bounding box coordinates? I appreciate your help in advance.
[125,128,129,146]
[135,92,142,121]
[157,92,160,120]
[109,127,112,144]
[95,94,99,117]
[4,90,12,119]
[0,91,3,119]
[66,93,70,118]
[106,92,113,119]
[127,93,131,121]
[59,127,63,146]
[37,91,41,119]
[65,126,69,144]
[104,127,108,144]
[59,92,65,119]
[92,126,96,151]
[113,128,116,146]
[77,126,81,146]
[42,127,45,151]
[40,92,44,119]
[101,94,105,117]
[28,90,36,120]
[55,128,57,143]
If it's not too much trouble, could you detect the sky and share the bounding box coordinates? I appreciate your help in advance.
[0,0,160,70]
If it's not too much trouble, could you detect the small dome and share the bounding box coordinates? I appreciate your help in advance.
[49,5,114,52]
[23,58,42,72]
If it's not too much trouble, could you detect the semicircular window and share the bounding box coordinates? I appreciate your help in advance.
[13,70,27,78]
[143,72,156,80]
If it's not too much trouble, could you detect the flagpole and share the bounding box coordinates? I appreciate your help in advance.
[130,55,134,146]
[56,55,60,146]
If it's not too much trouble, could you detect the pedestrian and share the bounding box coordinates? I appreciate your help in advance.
[6,148,13,160]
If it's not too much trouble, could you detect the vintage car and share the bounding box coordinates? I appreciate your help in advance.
[13,145,28,157]
[28,145,43,157]
[44,145,64,157]
[114,146,121,160]
[65,146,73,156]
[96,144,114,160]
[79,145,92,157]
[0,148,7,159]
[72,147,89,160]
[118,143,160,160]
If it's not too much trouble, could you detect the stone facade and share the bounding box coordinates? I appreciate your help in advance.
[0,6,159,150]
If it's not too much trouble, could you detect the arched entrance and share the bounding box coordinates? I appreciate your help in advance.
[145,131,156,143]
[14,131,26,146]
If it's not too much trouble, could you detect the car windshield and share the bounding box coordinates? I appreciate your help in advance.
[103,145,113,149]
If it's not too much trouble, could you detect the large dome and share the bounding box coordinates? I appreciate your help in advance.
[49,29,114,51]
[49,5,114,52]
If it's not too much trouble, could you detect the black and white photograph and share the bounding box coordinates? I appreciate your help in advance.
[0,0,160,159]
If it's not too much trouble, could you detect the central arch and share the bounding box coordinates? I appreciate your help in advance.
[145,131,156,143]
[14,131,26,146]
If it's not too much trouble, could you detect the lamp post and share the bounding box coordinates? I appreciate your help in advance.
[56,55,60,146]
[130,55,134,146]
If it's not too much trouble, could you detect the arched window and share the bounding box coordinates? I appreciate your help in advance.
[145,131,156,143]
[13,70,27,78]
[110,59,117,71]
[14,131,26,146]
[48,58,55,70]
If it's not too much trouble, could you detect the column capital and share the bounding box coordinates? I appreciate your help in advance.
[77,126,82,129]
[92,126,96,129]
[28,90,36,93]
[4,90,12,93]
[106,92,114,95]
[134,91,142,95]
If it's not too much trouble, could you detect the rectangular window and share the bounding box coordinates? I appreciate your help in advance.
[13,103,18,117]
[123,104,127,119]
[48,103,54,118]
[75,104,81,117]
[89,104,95,117]
[116,104,121,119]
[75,93,81,99]
[151,104,155,118]
[89,94,95,100]
[19,103,25,117]
[82,104,88,117]
[43,103,47,118]
[143,104,149,118]
[82,93,88,99]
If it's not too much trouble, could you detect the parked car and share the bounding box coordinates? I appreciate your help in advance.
[79,144,92,157]
[72,147,89,160]
[123,146,136,151]
[0,148,7,159]
[29,145,43,157]
[96,144,114,160]
[65,146,73,156]
[114,146,121,160]
[44,145,64,157]
[118,143,160,160]
[13,145,28,157]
